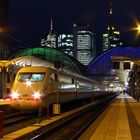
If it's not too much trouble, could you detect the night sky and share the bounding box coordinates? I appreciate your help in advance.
[8,0,140,51]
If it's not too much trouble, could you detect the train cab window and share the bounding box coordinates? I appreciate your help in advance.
[17,73,45,82]
[30,73,45,81]
[17,73,30,82]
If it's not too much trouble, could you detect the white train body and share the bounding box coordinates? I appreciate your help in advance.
[10,66,105,110]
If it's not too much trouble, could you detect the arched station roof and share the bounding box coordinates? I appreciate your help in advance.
[87,46,140,80]
[9,47,85,73]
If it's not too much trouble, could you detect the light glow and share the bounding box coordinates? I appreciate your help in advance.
[125,82,128,86]
[33,92,41,99]
[26,81,32,87]
[11,91,19,99]
[109,83,114,87]
[129,18,140,39]
[135,24,140,34]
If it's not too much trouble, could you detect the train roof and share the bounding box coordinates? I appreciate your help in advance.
[17,66,101,85]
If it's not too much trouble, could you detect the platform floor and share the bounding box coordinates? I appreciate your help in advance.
[0,99,10,105]
[1,99,99,140]
[79,93,140,140]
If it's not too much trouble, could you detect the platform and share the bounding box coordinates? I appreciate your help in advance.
[79,93,140,140]
[0,100,99,140]
[0,99,10,106]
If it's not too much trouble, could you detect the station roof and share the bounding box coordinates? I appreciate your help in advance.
[87,46,140,82]
[8,47,86,74]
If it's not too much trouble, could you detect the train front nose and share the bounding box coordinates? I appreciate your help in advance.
[10,99,42,110]
[10,90,43,110]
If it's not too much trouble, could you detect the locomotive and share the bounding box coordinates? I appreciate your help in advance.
[10,66,108,110]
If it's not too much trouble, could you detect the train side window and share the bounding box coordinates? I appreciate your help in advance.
[113,62,120,69]
[123,62,130,69]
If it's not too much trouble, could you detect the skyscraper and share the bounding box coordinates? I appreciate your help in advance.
[102,2,122,52]
[57,33,73,56]
[73,24,96,66]
[41,19,56,48]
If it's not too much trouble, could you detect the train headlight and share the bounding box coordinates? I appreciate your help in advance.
[11,91,19,99]
[33,92,41,99]
[26,81,32,87]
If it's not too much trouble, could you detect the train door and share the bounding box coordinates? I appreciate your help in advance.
[47,73,58,93]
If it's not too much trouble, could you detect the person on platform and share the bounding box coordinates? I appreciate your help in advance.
[123,89,126,94]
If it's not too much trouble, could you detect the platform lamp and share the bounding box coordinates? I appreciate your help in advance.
[130,19,140,38]
[136,25,140,32]
[134,23,140,37]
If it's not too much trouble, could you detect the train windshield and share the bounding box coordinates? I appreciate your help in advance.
[17,73,45,82]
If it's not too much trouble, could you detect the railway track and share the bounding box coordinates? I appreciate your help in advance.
[16,94,118,140]
[4,111,36,126]
[4,111,38,135]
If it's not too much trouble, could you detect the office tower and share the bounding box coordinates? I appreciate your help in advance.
[73,24,96,66]
[102,2,122,52]
[41,19,56,48]
[57,33,73,56]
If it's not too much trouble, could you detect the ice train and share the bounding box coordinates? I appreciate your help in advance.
[10,66,112,110]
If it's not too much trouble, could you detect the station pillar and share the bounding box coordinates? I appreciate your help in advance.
[54,61,62,115]
[0,111,3,138]
[1,66,6,99]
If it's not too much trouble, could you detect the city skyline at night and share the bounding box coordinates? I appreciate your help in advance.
[7,0,140,54]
